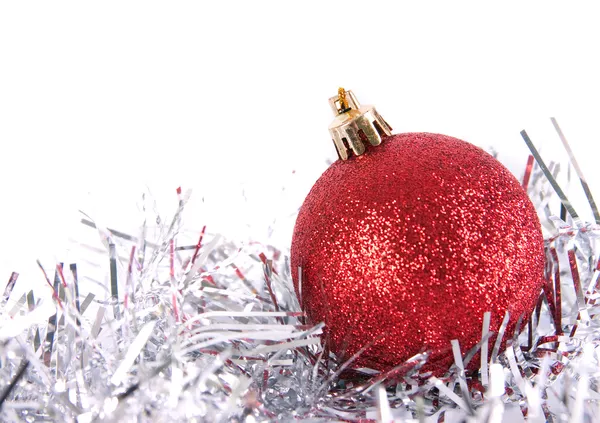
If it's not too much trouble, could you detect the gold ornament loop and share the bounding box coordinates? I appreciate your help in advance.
[338,87,348,111]
[327,89,393,160]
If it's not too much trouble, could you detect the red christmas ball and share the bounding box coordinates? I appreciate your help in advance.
[291,132,545,374]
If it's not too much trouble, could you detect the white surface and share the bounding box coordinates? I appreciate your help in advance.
[0,1,599,301]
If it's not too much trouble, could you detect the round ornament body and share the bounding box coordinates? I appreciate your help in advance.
[291,133,545,374]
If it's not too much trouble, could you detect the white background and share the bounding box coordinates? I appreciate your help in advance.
[0,2,599,300]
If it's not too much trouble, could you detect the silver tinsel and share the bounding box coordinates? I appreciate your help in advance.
[1,122,599,422]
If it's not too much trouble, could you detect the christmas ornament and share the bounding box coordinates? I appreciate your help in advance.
[290,89,545,374]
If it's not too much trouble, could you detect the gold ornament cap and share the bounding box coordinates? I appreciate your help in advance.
[328,88,393,160]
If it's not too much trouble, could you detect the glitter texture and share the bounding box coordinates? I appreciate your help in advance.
[291,133,545,374]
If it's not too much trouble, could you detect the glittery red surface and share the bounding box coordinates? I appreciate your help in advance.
[291,133,545,374]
